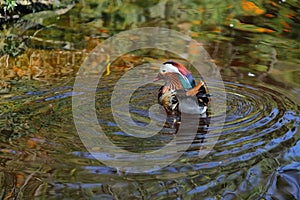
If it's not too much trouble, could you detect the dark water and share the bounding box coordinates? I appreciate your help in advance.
[0,1,300,199]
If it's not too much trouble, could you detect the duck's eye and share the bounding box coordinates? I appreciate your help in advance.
[162,69,166,72]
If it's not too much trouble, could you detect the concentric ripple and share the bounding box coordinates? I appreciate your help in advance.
[93,80,300,166]
[169,81,300,170]
[68,79,300,199]
[215,82,299,160]
[69,79,293,176]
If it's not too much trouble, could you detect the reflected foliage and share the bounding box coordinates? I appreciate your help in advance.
[0,0,299,199]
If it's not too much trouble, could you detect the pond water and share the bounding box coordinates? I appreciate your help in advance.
[0,1,300,199]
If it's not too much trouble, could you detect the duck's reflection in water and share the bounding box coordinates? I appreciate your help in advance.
[163,111,211,153]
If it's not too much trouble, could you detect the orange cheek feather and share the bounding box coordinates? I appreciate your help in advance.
[162,86,170,93]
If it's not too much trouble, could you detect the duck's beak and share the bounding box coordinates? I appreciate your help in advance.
[153,73,163,82]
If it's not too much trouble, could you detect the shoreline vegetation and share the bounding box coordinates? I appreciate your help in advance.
[0,0,60,20]
[0,0,299,90]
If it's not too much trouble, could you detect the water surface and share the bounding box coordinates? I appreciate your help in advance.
[0,1,299,199]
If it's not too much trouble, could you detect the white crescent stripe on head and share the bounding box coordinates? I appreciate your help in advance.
[160,63,180,73]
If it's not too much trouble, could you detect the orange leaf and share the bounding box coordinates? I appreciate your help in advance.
[269,1,279,7]
[197,8,204,13]
[16,173,24,187]
[13,66,19,73]
[253,27,274,33]
[27,139,37,148]
[241,0,265,15]
[188,41,202,55]
[281,21,291,29]
[13,66,26,76]
[98,29,109,33]
[228,4,234,9]
[192,20,202,25]
[190,32,199,37]
[265,13,275,18]
[286,13,295,19]
[212,27,222,33]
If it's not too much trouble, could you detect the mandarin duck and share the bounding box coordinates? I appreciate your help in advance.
[155,61,210,115]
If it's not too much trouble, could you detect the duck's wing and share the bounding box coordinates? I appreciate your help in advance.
[186,81,211,107]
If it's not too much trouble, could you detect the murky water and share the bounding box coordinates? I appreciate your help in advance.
[1,1,300,199]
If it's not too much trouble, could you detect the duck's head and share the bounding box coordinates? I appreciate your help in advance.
[154,61,195,90]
